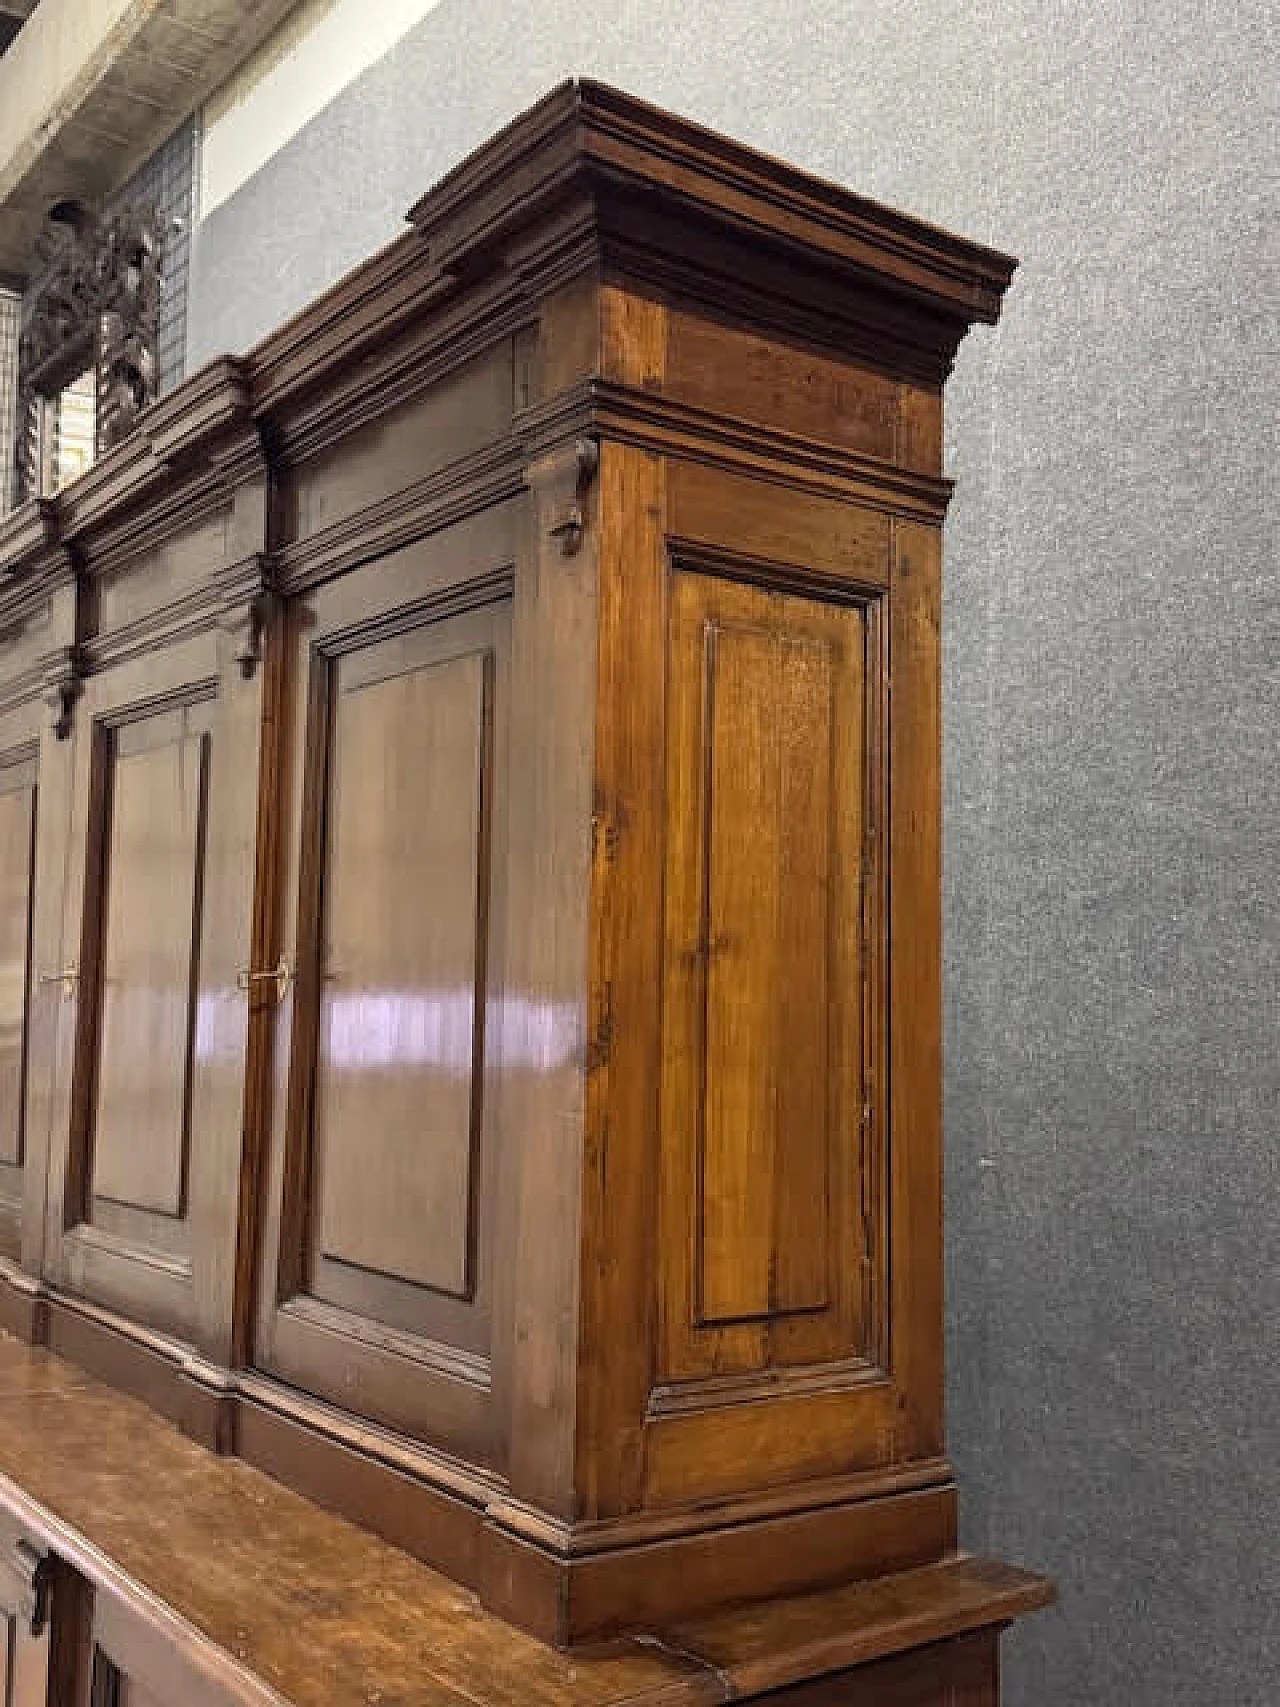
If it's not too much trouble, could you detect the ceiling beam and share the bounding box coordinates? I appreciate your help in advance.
[0,0,303,282]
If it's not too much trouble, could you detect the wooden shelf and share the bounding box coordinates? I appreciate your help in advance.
[0,1332,1051,1706]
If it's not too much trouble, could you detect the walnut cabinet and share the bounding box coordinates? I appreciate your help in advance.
[0,81,1050,1700]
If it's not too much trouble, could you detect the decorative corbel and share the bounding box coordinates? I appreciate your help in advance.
[217,556,277,680]
[542,436,600,556]
[42,647,81,740]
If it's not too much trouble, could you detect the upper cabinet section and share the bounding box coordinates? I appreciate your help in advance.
[0,80,1016,595]
[0,82,1017,1644]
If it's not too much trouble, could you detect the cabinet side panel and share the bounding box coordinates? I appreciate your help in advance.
[579,391,946,1535]
[659,570,871,1391]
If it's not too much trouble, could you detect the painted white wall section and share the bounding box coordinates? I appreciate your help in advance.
[200,0,449,215]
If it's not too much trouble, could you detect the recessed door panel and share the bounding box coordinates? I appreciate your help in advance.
[314,645,492,1299]
[41,634,257,1353]
[697,619,837,1326]
[659,569,878,1392]
[92,730,207,1217]
[0,777,36,1171]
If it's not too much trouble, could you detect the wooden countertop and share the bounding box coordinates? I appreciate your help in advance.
[0,1333,1052,1705]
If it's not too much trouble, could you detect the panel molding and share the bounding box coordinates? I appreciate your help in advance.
[64,693,216,1247]
[646,1355,889,1420]
[276,447,526,596]
[61,1225,193,1284]
[279,1295,492,1393]
[657,560,887,1397]
[301,564,514,660]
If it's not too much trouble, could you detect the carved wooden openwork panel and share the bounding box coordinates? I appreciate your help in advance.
[16,204,163,504]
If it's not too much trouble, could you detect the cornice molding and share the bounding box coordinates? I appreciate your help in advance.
[0,81,1013,670]
[0,359,260,588]
[409,81,1016,374]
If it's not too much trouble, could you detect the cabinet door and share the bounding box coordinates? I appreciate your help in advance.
[42,632,261,1355]
[0,688,71,1282]
[253,519,516,1466]
[0,748,39,1266]
[0,1571,50,1707]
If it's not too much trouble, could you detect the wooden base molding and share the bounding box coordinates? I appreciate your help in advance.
[2,1271,967,1643]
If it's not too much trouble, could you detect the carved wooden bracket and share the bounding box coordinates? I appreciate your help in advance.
[543,436,600,556]
[13,1540,54,1638]
[218,557,277,680]
[41,647,80,739]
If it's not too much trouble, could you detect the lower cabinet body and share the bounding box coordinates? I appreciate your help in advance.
[80,1637,1000,1707]
[0,1564,52,1707]
[90,1654,162,1707]
[770,1634,999,1706]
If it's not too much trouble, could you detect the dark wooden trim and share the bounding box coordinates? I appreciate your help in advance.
[47,1553,96,1707]
[274,449,526,595]
[235,1394,488,1596]
[42,1297,224,1450]
[484,1485,959,1647]
[0,1263,49,1342]
[586,382,954,520]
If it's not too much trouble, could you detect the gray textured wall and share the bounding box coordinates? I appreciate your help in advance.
[190,5,1280,1702]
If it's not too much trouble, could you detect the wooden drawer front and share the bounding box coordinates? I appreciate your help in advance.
[255,516,516,1467]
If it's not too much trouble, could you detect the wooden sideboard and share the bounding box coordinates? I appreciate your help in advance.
[0,81,1052,1702]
